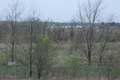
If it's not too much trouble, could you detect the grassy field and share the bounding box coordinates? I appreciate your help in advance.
[0,42,120,80]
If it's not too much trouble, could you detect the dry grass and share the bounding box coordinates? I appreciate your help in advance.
[0,41,120,63]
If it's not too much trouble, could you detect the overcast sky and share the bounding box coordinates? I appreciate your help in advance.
[0,0,120,22]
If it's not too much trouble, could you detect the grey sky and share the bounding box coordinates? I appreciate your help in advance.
[0,0,120,22]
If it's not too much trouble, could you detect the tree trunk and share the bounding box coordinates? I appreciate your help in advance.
[11,27,15,62]
[29,22,33,78]
[38,68,42,79]
[88,51,91,65]
[11,42,14,62]
[30,67,32,78]
[70,30,73,41]
[30,57,32,77]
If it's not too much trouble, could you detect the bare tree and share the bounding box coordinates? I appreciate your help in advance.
[69,19,77,41]
[97,15,116,63]
[4,1,24,62]
[98,23,110,63]
[75,0,104,64]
